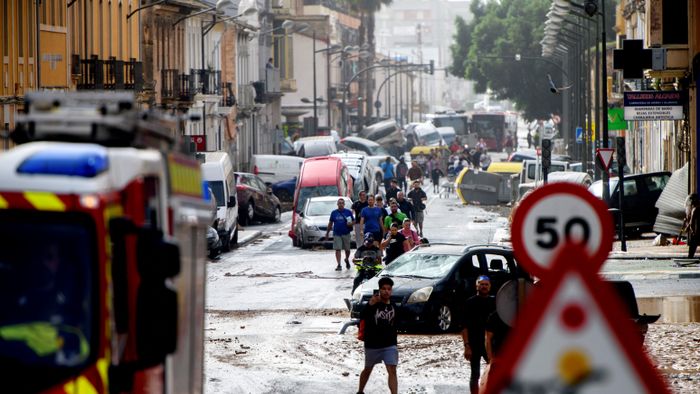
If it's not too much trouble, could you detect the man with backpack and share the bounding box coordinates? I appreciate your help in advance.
[357,277,400,394]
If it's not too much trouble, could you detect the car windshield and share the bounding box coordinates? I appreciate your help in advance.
[380,253,461,279]
[0,211,95,383]
[209,181,225,207]
[432,117,469,135]
[306,200,338,216]
[297,185,340,213]
[369,144,390,156]
[589,179,619,198]
[415,125,442,145]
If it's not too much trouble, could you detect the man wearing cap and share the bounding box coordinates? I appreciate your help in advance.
[461,275,495,394]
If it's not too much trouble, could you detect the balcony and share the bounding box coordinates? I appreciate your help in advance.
[265,67,281,94]
[76,55,143,91]
[220,82,236,108]
[190,69,222,97]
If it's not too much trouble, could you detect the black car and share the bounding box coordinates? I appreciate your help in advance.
[588,171,671,236]
[350,243,528,332]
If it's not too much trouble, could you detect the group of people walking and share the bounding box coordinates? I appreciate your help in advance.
[357,275,509,394]
[324,180,428,271]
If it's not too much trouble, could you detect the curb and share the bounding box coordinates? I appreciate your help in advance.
[234,230,263,249]
[602,271,700,280]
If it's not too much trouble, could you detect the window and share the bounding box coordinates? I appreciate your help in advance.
[622,179,638,196]
[662,0,687,45]
[485,254,511,274]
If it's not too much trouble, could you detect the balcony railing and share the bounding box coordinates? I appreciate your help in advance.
[77,55,143,91]
[221,82,236,107]
[161,69,179,100]
[190,69,222,96]
[265,67,281,94]
[238,84,255,107]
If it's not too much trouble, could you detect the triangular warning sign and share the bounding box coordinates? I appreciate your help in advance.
[597,148,615,171]
[484,246,670,394]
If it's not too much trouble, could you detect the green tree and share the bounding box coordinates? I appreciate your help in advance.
[451,0,561,120]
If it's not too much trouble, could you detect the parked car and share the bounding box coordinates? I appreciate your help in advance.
[202,151,238,250]
[289,157,354,246]
[404,122,443,150]
[588,171,671,236]
[358,119,405,158]
[351,243,528,332]
[293,136,338,158]
[367,155,399,189]
[271,177,297,202]
[206,226,222,259]
[340,136,391,157]
[252,154,304,185]
[436,126,457,146]
[332,152,379,199]
[293,196,354,248]
[234,172,282,225]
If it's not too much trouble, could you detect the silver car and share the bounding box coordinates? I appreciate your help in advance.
[294,196,354,249]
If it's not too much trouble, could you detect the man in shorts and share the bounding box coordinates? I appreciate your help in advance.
[407,180,427,236]
[358,277,400,394]
[325,198,354,270]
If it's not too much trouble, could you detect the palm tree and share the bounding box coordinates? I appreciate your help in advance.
[343,0,393,129]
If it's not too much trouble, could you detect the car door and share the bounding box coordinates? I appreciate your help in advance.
[451,253,484,312]
[253,176,273,216]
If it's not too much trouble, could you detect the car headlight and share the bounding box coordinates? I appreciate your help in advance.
[352,286,364,302]
[407,287,433,304]
[302,223,320,232]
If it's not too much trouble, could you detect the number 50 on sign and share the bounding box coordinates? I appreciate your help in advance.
[511,184,613,277]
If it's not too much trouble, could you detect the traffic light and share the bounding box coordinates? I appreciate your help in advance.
[429,60,434,75]
[542,139,552,168]
[584,0,598,17]
[616,137,627,168]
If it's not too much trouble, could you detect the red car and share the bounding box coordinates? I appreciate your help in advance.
[234,172,282,225]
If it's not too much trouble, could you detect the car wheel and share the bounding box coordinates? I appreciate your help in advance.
[272,205,282,223]
[220,230,231,252]
[244,200,255,225]
[230,226,239,248]
[434,304,453,333]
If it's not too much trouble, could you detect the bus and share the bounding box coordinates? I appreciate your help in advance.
[470,112,507,151]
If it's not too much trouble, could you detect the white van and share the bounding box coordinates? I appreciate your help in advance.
[520,159,569,185]
[252,154,304,185]
[202,151,238,250]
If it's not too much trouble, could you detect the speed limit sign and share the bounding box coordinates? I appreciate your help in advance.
[511,183,613,277]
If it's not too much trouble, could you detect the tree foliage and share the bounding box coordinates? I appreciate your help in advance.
[450,0,562,120]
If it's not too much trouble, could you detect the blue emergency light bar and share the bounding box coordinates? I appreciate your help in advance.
[17,147,109,177]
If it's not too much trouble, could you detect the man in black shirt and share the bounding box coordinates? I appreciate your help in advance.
[352,191,369,246]
[385,178,400,202]
[461,276,496,394]
[381,223,409,264]
[407,181,428,236]
[358,277,400,394]
[395,191,415,222]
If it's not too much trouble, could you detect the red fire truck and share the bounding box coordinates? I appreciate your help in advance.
[0,92,211,393]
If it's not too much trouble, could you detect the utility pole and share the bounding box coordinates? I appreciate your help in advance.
[417,23,423,122]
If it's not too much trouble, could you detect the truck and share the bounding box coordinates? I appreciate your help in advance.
[0,92,211,393]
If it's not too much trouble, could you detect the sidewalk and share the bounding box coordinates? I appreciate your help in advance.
[236,228,262,248]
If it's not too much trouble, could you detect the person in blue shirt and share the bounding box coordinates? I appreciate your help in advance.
[360,195,386,248]
[380,156,396,191]
[325,198,355,271]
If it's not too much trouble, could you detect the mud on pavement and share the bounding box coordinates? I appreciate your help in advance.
[204,309,700,393]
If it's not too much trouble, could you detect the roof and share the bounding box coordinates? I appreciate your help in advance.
[307,196,352,203]
[487,162,523,174]
[340,136,381,147]
[300,157,343,184]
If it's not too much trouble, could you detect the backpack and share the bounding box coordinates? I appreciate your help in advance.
[357,319,365,341]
